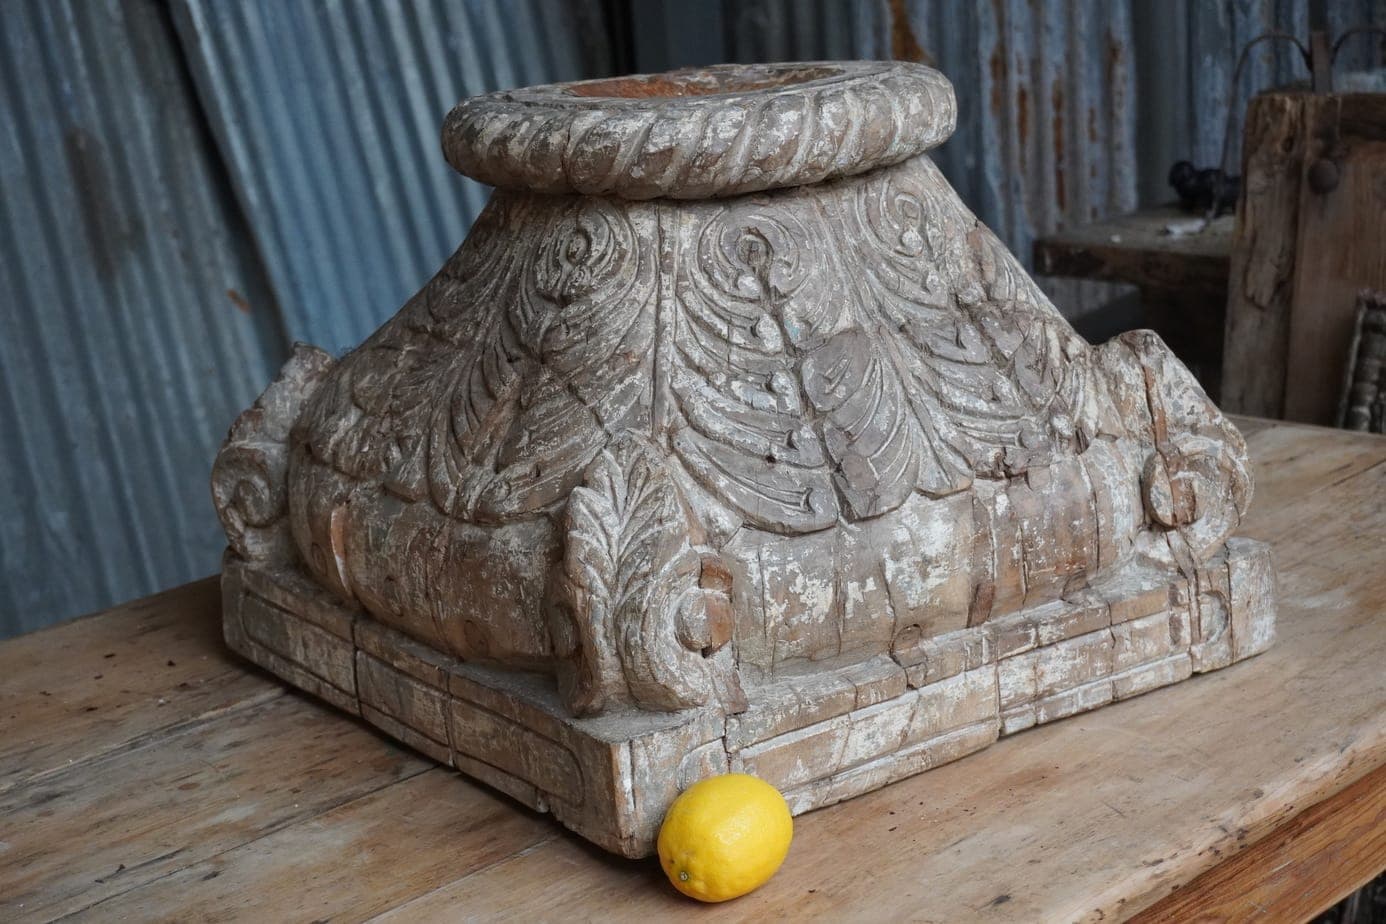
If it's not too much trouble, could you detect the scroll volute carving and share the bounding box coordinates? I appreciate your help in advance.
[211,345,334,563]
[1093,330,1252,563]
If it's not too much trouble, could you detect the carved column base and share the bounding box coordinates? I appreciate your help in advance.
[212,61,1279,858]
[222,536,1274,858]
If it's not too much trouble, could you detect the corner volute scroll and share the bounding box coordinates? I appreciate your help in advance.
[555,433,745,717]
[1093,330,1253,565]
[212,345,336,564]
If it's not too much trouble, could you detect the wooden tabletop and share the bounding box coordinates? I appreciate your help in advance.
[1033,205,1234,297]
[3,419,1384,922]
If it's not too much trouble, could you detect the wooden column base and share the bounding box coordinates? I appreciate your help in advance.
[221,538,1277,858]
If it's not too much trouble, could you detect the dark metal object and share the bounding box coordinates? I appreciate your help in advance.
[1311,30,1334,92]
[1168,161,1240,215]
[1333,26,1386,64]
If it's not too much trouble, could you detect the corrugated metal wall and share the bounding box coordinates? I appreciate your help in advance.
[634,0,1138,264]
[3,0,1383,637]
[0,0,285,637]
[171,0,615,352]
[0,0,614,637]
[889,0,1141,317]
[1131,0,1386,203]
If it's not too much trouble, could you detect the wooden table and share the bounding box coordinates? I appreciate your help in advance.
[1033,206,1234,296]
[3,419,1384,922]
[1034,206,1234,399]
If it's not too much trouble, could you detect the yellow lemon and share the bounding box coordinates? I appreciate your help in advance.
[656,772,793,902]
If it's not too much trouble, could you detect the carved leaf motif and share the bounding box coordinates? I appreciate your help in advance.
[472,199,656,520]
[846,158,1083,479]
[291,196,525,490]
[406,248,530,516]
[670,205,841,533]
[294,157,1089,538]
[801,328,970,516]
[346,196,658,523]
[562,436,713,714]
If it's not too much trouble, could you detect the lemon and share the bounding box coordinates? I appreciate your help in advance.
[656,772,794,902]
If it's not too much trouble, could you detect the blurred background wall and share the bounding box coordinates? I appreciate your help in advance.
[2,0,1383,637]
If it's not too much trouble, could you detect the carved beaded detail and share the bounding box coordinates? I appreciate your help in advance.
[442,61,958,200]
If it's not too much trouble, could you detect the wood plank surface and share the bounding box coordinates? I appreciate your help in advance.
[1282,95,1386,424]
[0,695,431,920]
[1222,94,1307,419]
[0,577,280,794]
[1133,762,1386,923]
[1,421,1383,922]
[75,770,556,923]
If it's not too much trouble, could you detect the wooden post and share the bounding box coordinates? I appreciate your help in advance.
[1223,95,1308,419]
[1223,91,1386,423]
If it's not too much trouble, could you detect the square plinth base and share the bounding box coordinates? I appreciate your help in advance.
[220,538,1276,858]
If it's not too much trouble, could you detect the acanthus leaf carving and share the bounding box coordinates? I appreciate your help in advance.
[844,158,1084,481]
[800,328,930,518]
[560,434,729,715]
[668,204,842,534]
[360,197,659,524]
[470,199,656,521]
